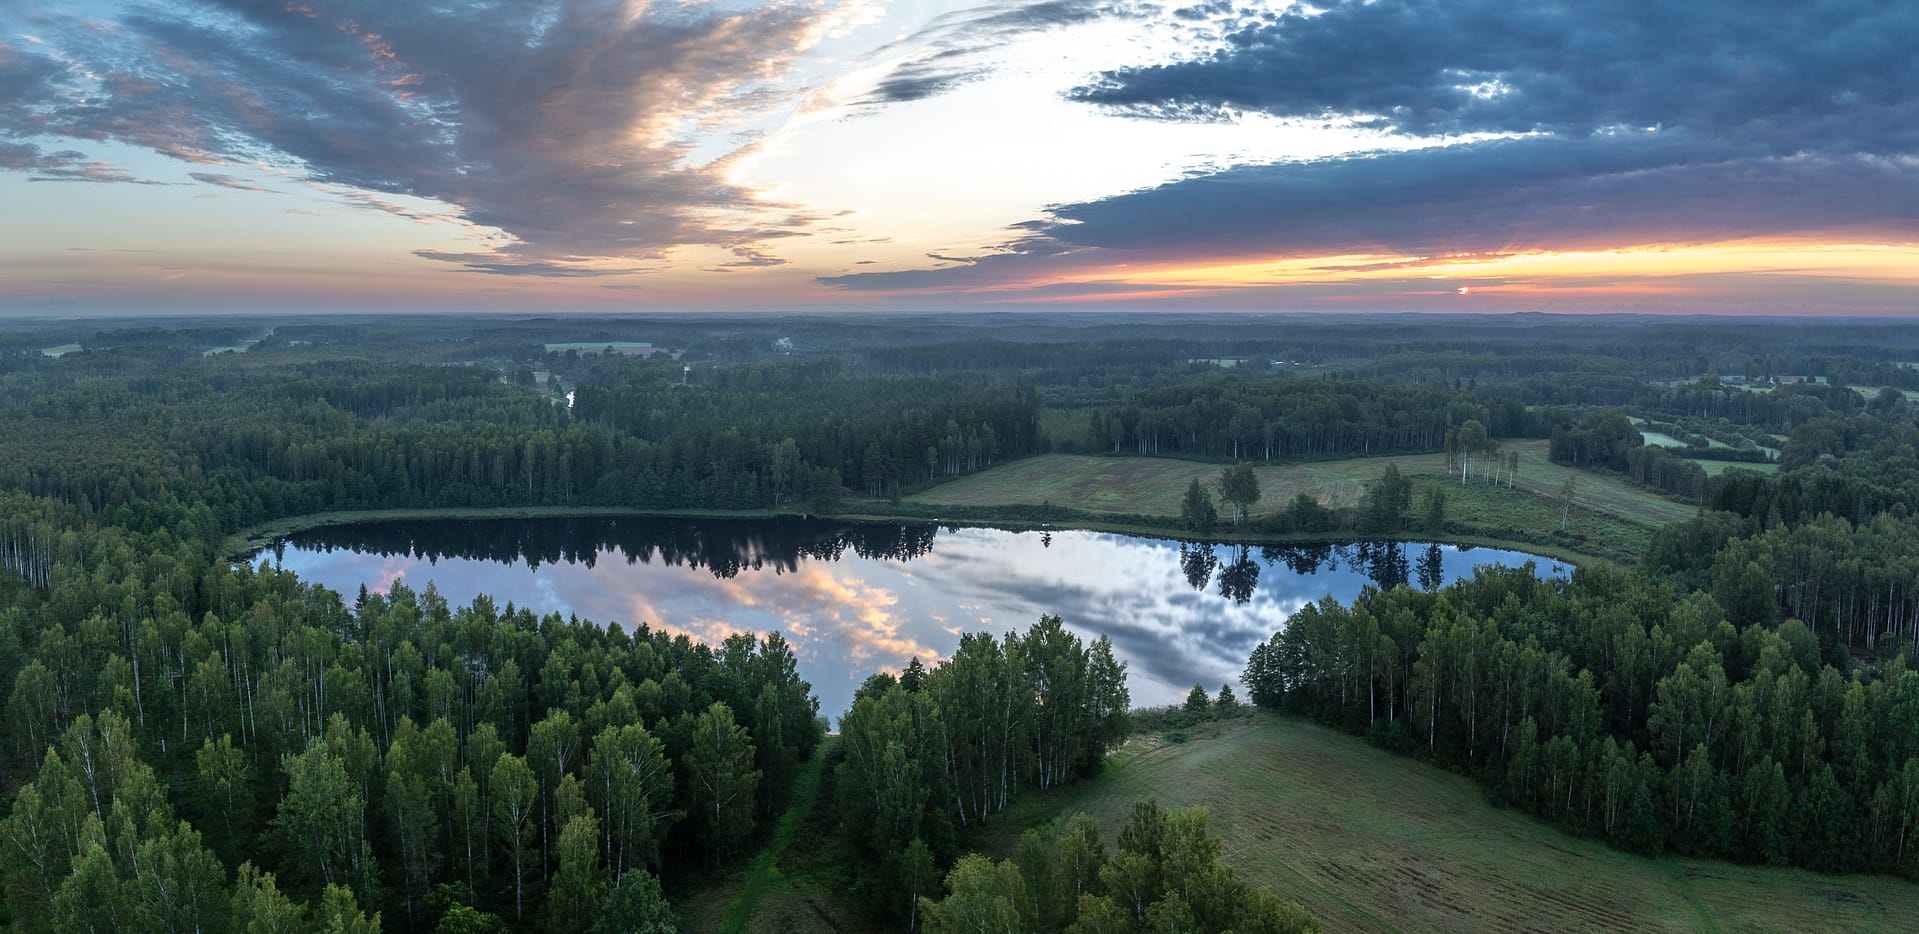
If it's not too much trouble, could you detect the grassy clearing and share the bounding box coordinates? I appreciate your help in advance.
[911,441,1695,527]
[988,713,1919,933]
[678,739,881,934]
[910,440,1696,558]
[543,340,656,353]
[1417,473,1655,563]
[1698,459,1781,477]
[1847,385,1919,402]
[715,741,835,934]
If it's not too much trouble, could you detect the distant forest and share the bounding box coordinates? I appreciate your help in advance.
[6,313,1919,928]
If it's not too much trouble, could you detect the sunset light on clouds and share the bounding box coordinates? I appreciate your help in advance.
[3,0,1914,315]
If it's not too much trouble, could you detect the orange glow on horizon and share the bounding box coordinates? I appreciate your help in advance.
[1089,240,1919,290]
[841,237,1919,308]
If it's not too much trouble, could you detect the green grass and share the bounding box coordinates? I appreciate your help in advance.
[911,441,1694,526]
[1418,474,1655,563]
[717,741,835,934]
[909,441,1696,561]
[678,739,883,934]
[989,713,1919,933]
[1697,459,1780,477]
[1847,385,1919,402]
[1627,418,1780,473]
[543,340,654,352]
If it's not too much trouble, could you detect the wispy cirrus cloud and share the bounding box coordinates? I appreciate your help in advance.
[0,0,866,275]
[188,171,272,192]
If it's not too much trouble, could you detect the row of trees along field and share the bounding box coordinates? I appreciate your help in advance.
[1070,380,1488,458]
[832,615,1131,926]
[1244,563,1919,874]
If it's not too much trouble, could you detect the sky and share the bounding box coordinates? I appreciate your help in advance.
[2,0,1915,316]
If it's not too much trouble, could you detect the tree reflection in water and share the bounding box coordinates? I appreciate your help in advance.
[1179,543,1218,591]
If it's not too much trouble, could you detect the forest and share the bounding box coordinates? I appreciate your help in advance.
[6,312,1919,929]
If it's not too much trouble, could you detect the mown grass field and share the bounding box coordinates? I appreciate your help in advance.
[912,441,1693,527]
[989,714,1919,933]
[909,440,1697,561]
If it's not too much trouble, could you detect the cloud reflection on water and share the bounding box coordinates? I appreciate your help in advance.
[266,518,1564,719]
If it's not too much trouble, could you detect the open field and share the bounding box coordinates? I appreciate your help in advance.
[1699,459,1780,477]
[1848,385,1919,402]
[1629,418,1780,472]
[543,340,657,353]
[989,714,1919,933]
[911,440,1698,532]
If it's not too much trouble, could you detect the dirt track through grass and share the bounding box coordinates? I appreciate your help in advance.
[993,714,1919,933]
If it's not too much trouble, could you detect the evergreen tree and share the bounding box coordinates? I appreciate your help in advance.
[1180,479,1218,534]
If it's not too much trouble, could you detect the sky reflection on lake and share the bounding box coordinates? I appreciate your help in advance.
[261,517,1567,720]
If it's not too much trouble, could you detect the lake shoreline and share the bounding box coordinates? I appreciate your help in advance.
[225,502,1601,569]
[254,518,1569,717]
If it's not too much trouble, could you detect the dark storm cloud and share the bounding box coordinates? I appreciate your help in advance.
[831,0,1919,294]
[0,1,849,275]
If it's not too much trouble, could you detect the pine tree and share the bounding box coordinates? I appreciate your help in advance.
[1179,479,1217,534]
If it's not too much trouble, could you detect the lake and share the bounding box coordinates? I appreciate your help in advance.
[255,517,1568,720]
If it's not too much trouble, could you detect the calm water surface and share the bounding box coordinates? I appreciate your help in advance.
[257,517,1568,719]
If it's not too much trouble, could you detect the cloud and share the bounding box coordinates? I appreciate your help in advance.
[1053,139,1919,257]
[413,251,650,277]
[1073,0,1919,148]
[1,140,158,183]
[189,171,273,192]
[0,1,860,274]
[848,0,1134,106]
[831,0,1919,296]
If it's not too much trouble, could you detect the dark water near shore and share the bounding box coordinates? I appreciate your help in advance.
[256,516,1567,719]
